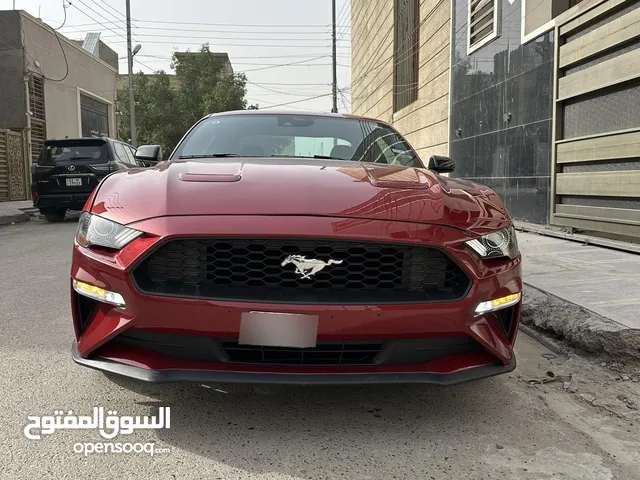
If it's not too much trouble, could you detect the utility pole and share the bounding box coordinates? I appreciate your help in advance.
[126,0,137,146]
[331,0,338,113]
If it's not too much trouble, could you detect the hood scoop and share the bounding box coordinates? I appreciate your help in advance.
[178,162,243,183]
[362,164,431,189]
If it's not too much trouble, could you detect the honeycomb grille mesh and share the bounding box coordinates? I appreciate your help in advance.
[132,238,471,304]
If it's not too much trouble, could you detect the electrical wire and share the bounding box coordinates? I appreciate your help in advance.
[61,18,349,29]
[134,53,351,61]
[59,24,348,37]
[71,0,129,38]
[247,80,331,97]
[104,39,350,48]
[96,32,346,43]
[86,0,123,25]
[251,93,333,109]
[41,0,70,82]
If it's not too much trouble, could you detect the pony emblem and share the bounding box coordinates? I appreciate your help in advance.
[281,255,343,279]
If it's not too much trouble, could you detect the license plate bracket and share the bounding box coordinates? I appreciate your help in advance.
[239,311,319,348]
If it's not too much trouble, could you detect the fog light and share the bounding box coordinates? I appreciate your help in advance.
[475,292,521,316]
[72,279,125,307]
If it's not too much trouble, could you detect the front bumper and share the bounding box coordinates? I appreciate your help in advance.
[72,340,517,385]
[70,215,523,385]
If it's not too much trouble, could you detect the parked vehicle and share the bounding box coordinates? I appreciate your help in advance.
[70,111,522,386]
[31,137,161,222]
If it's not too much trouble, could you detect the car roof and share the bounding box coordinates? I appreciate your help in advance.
[44,137,123,144]
[205,109,390,126]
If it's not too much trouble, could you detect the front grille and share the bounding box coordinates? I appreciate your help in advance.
[131,238,472,304]
[109,330,483,367]
[220,341,383,365]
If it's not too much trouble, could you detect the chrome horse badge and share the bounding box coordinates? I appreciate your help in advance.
[281,255,343,279]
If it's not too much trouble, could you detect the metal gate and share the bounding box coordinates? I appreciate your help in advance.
[550,0,640,241]
[0,129,28,201]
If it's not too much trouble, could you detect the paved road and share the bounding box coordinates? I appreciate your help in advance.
[1,218,639,480]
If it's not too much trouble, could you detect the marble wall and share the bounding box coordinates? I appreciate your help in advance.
[450,0,554,224]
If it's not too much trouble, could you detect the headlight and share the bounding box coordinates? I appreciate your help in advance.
[76,212,143,250]
[466,226,519,260]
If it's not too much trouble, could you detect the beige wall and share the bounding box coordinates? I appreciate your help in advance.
[351,0,451,158]
[21,12,117,140]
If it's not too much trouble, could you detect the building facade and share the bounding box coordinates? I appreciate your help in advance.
[351,0,452,159]
[0,10,118,200]
[351,0,640,241]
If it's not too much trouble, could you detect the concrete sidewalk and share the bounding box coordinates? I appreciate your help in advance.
[0,200,34,226]
[518,231,640,358]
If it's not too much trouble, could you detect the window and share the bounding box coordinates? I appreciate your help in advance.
[80,94,110,138]
[173,114,423,167]
[39,140,107,165]
[468,0,500,54]
[29,75,46,163]
[123,145,139,165]
[521,0,583,43]
[113,142,132,166]
[393,0,420,112]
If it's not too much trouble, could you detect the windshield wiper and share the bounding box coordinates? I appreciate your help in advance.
[270,154,342,160]
[178,153,240,159]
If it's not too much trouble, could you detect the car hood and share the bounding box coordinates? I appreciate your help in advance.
[90,158,510,234]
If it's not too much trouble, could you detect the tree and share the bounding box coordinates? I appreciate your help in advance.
[117,70,182,154]
[117,44,257,156]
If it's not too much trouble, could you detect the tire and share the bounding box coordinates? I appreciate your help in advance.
[41,208,66,222]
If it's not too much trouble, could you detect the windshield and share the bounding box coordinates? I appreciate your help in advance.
[173,114,423,167]
[39,140,108,165]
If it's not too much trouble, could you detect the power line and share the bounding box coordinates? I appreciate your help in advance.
[60,19,350,29]
[93,0,130,22]
[43,0,70,82]
[134,53,351,61]
[69,0,130,41]
[86,0,123,25]
[103,39,351,48]
[134,54,340,74]
[60,24,349,36]
[251,93,333,109]
[96,32,346,42]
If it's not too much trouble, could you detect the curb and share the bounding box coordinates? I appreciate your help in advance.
[520,283,640,360]
[518,323,572,357]
[0,212,29,226]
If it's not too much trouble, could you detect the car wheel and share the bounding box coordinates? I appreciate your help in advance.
[42,208,66,222]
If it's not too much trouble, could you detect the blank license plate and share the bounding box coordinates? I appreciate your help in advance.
[65,178,82,186]
[239,311,319,348]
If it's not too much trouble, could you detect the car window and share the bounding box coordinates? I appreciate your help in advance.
[123,145,139,165]
[113,142,132,166]
[173,114,423,167]
[39,140,108,165]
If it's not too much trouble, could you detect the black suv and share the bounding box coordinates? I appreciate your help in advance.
[31,137,161,222]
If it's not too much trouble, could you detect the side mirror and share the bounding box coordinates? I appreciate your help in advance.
[427,155,455,173]
[134,145,163,166]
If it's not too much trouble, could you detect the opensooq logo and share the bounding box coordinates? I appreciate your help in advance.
[24,407,171,440]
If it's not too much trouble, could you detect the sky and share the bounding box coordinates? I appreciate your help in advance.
[2,0,352,112]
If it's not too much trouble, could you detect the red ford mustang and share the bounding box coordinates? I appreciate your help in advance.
[70,111,522,385]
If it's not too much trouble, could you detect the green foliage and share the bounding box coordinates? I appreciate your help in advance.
[117,44,258,156]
